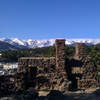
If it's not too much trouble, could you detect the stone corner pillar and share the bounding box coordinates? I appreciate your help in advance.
[55,39,66,69]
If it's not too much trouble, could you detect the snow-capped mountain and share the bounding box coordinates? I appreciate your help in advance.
[0,38,100,49]
[0,38,55,49]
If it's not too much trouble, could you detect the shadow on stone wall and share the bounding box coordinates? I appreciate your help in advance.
[65,58,83,91]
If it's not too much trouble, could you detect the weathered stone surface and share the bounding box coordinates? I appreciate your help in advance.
[75,43,86,56]
[56,39,65,69]
[78,79,97,89]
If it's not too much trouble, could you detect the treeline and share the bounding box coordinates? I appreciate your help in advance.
[1,45,100,66]
[89,45,100,66]
[0,46,74,62]
[0,46,56,62]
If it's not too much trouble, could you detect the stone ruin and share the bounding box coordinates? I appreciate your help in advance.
[15,39,98,91]
[0,39,97,94]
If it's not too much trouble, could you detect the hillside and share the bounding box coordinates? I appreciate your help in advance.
[0,41,19,51]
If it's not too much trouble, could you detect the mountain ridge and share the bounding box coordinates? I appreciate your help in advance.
[0,41,19,51]
[0,38,100,50]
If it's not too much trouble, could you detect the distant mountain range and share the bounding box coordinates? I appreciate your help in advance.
[0,38,100,51]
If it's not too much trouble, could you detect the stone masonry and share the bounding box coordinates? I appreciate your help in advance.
[15,39,98,91]
[67,43,97,90]
[75,43,86,56]
[16,57,56,90]
[56,39,65,69]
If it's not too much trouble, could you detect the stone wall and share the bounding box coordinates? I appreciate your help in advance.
[18,57,56,73]
[16,57,56,90]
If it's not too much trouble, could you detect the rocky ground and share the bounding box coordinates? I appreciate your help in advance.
[0,88,100,100]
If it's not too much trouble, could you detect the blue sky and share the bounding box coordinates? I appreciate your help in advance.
[0,0,100,39]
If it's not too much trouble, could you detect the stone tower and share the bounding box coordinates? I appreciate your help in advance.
[56,39,66,69]
[55,39,69,91]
